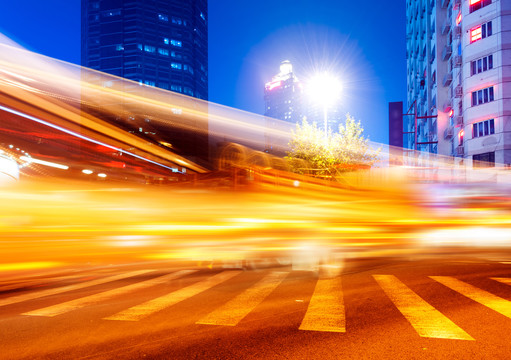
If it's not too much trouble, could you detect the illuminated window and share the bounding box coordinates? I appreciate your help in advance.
[163,38,169,45]
[144,45,155,53]
[102,9,121,17]
[200,12,206,21]
[171,62,182,70]
[456,12,462,26]
[170,39,182,47]
[170,85,182,92]
[471,26,482,42]
[158,48,169,56]
[158,14,168,21]
[470,0,492,13]
[172,17,183,25]
[472,119,495,138]
[471,21,492,43]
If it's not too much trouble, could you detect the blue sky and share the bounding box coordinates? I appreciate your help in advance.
[0,1,406,144]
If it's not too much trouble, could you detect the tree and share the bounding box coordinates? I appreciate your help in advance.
[285,114,379,177]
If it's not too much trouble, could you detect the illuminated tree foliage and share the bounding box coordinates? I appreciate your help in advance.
[285,114,379,176]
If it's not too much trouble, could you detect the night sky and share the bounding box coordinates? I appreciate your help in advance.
[0,1,406,144]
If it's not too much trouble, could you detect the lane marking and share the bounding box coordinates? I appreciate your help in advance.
[0,270,153,308]
[22,270,196,317]
[492,277,511,285]
[374,275,473,340]
[432,276,511,319]
[104,271,242,321]
[197,272,288,326]
[299,276,345,333]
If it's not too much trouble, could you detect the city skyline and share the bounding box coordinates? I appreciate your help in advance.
[0,1,406,144]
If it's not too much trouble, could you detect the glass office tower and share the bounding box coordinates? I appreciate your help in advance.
[82,0,208,100]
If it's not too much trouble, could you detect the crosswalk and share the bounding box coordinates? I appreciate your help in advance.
[2,267,511,341]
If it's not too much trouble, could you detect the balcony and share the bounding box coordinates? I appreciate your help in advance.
[456,145,464,156]
[443,72,453,87]
[454,26,462,39]
[454,85,463,98]
[444,126,454,140]
[442,45,452,61]
[455,116,463,126]
[454,55,462,67]
[441,22,450,35]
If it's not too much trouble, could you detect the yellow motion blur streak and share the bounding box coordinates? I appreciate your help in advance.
[197,271,288,326]
[374,275,473,340]
[432,276,511,319]
[0,262,62,272]
[299,277,345,333]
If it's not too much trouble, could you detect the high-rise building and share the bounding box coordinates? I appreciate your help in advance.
[264,61,303,123]
[81,0,209,164]
[81,0,208,100]
[405,0,511,167]
[264,61,303,154]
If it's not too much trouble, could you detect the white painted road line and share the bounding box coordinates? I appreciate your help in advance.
[22,270,196,317]
[104,271,242,321]
[432,276,511,319]
[299,276,345,333]
[197,272,288,326]
[0,270,153,308]
[374,275,473,340]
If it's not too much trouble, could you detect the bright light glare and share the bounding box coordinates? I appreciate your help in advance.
[307,72,342,107]
[82,169,93,175]
[20,156,69,170]
[98,173,107,178]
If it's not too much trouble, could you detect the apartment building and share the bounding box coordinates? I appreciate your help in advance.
[406,0,510,166]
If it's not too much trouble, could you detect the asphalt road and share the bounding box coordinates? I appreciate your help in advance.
[2,253,511,359]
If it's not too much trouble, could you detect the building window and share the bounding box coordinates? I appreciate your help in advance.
[101,9,121,17]
[144,45,155,53]
[170,39,182,47]
[471,54,493,75]
[171,85,182,92]
[163,38,169,45]
[473,152,495,167]
[472,119,495,138]
[171,62,182,70]
[172,17,183,25]
[158,48,169,56]
[158,14,169,21]
[471,86,494,106]
[470,0,492,14]
[470,21,492,43]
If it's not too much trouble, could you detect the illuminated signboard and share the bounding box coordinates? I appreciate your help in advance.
[470,0,481,5]
[266,80,282,91]
[456,12,462,26]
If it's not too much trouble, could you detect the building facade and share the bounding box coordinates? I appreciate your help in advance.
[81,0,208,100]
[81,0,209,164]
[264,61,303,154]
[405,0,510,166]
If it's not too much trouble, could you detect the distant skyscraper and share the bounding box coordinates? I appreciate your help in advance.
[264,61,303,123]
[264,61,303,154]
[81,0,209,164]
[405,0,511,167]
[81,0,208,100]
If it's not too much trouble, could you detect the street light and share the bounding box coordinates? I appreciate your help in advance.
[307,72,342,137]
